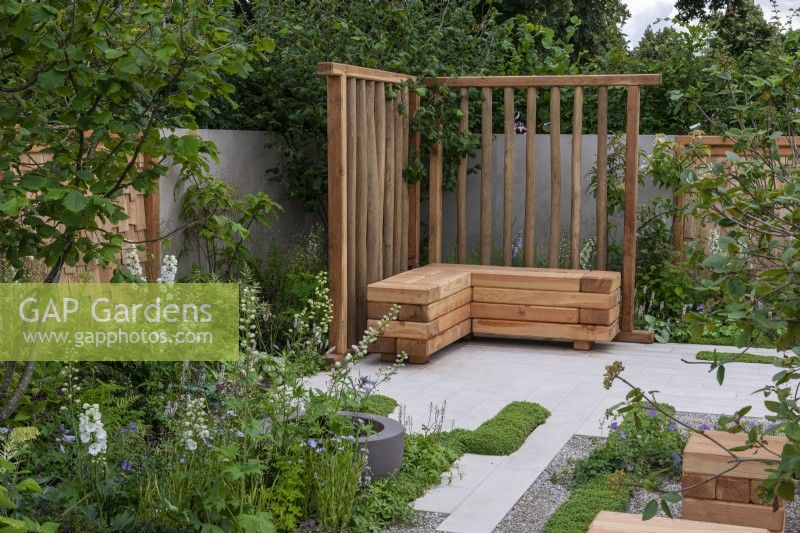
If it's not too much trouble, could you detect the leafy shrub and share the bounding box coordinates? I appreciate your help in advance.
[542,474,632,533]
[452,401,550,455]
[571,404,685,485]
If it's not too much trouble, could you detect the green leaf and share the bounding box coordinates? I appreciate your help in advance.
[16,477,42,493]
[663,491,683,503]
[63,191,89,212]
[642,499,659,520]
[38,69,67,90]
[0,516,25,529]
[716,365,725,385]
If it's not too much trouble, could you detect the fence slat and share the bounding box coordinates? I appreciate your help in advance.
[326,74,348,357]
[457,88,469,264]
[429,140,443,263]
[622,85,640,333]
[383,92,395,276]
[366,82,381,285]
[503,87,515,266]
[596,86,609,270]
[375,82,386,280]
[569,86,584,269]
[524,88,537,267]
[548,87,561,268]
[346,78,358,346]
[400,87,412,270]
[393,91,404,273]
[480,87,493,265]
[355,80,368,336]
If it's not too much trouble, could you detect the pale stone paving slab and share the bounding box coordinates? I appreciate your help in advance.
[305,339,782,533]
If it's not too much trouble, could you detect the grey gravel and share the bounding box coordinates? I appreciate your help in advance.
[494,411,798,532]
[382,511,448,532]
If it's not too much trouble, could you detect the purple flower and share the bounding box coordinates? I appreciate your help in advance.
[236,430,245,438]
[699,423,711,431]
[696,303,705,311]
[118,427,127,434]
[647,409,658,417]
[668,422,677,431]
[120,459,133,472]
[672,453,683,464]
[619,430,627,440]
[63,434,76,443]
[747,420,758,429]
[356,375,375,395]
[766,423,780,432]
[128,422,138,432]
[609,421,619,430]
[514,111,527,134]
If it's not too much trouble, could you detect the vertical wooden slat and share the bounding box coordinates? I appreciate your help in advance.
[457,88,469,264]
[393,91,404,272]
[366,82,381,285]
[596,86,609,270]
[523,88,536,267]
[480,87,493,265]
[141,156,160,282]
[346,78,358,346]
[355,80,368,337]
[622,85,640,333]
[374,82,386,280]
[569,86,584,269]
[383,92,395,276]
[406,88,419,269]
[326,74,348,358]
[548,87,561,268]
[429,140,443,263]
[503,87,515,266]
[672,144,685,253]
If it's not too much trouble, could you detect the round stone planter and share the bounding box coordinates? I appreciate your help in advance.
[340,410,405,479]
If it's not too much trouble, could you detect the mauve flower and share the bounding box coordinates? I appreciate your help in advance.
[699,423,712,431]
[766,423,780,431]
[647,409,658,417]
[672,453,683,464]
[128,422,138,432]
[609,421,619,430]
[120,459,133,472]
[668,422,677,431]
[619,430,627,440]
[696,303,705,311]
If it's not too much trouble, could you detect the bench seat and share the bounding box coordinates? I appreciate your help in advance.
[588,511,768,532]
[368,264,621,363]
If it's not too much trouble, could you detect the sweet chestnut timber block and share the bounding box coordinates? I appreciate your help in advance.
[470,302,579,323]
[588,511,769,532]
[580,304,620,326]
[682,472,716,500]
[682,498,784,532]
[472,319,619,342]
[580,271,621,294]
[368,304,470,340]
[395,318,471,363]
[683,431,787,481]
[716,476,752,503]
[367,287,471,322]
[472,287,620,310]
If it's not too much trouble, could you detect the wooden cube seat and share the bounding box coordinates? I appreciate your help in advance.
[681,431,788,532]
[589,511,768,532]
[368,263,621,363]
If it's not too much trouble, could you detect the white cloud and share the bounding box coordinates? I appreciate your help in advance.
[622,0,798,46]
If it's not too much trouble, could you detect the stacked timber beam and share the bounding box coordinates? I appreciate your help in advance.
[681,431,788,532]
[367,264,620,363]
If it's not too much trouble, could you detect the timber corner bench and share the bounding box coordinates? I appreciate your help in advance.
[368,264,620,363]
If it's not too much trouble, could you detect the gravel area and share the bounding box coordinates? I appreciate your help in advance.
[494,411,798,532]
[382,511,448,532]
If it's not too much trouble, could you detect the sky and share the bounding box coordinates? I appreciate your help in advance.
[622,0,799,45]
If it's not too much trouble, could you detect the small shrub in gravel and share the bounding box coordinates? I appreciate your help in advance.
[542,473,632,533]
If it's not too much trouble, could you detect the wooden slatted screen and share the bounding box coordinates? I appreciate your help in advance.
[320,63,662,357]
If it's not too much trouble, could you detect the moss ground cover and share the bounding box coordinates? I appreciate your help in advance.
[542,474,632,533]
[696,351,779,365]
[451,401,551,455]
[359,394,399,416]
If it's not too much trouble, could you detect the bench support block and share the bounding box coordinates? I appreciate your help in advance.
[573,340,594,351]
[614,329,655,344]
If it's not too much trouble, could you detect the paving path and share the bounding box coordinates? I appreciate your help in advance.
[307,339,781,533]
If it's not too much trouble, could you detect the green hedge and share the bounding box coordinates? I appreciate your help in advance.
[696,351,778,365]
[359,394,398,417]
[542,474,632,533]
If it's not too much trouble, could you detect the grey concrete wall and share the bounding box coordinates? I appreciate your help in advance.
[160,129,318,275]
[430,134,672,263]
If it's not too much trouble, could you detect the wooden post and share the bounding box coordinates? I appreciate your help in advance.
[374,82,386,280]
[346,78,358,346]
[503,87,515,266]
[366,82,381,285]
[548,87,561,268]
[569,86,583,269]
[621,85,639,334]
[355,80,368,337]
[523,88,536,267]
[480,87,493,265]
[407,88,420,269]
[383,93,395,276]
[457,88,469,264]
[429,140,443,263]
[393,91,404,273]
[596,86,609,270]
[141,157,161,283]
[325,74,348,360]
[672,143,685,253]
